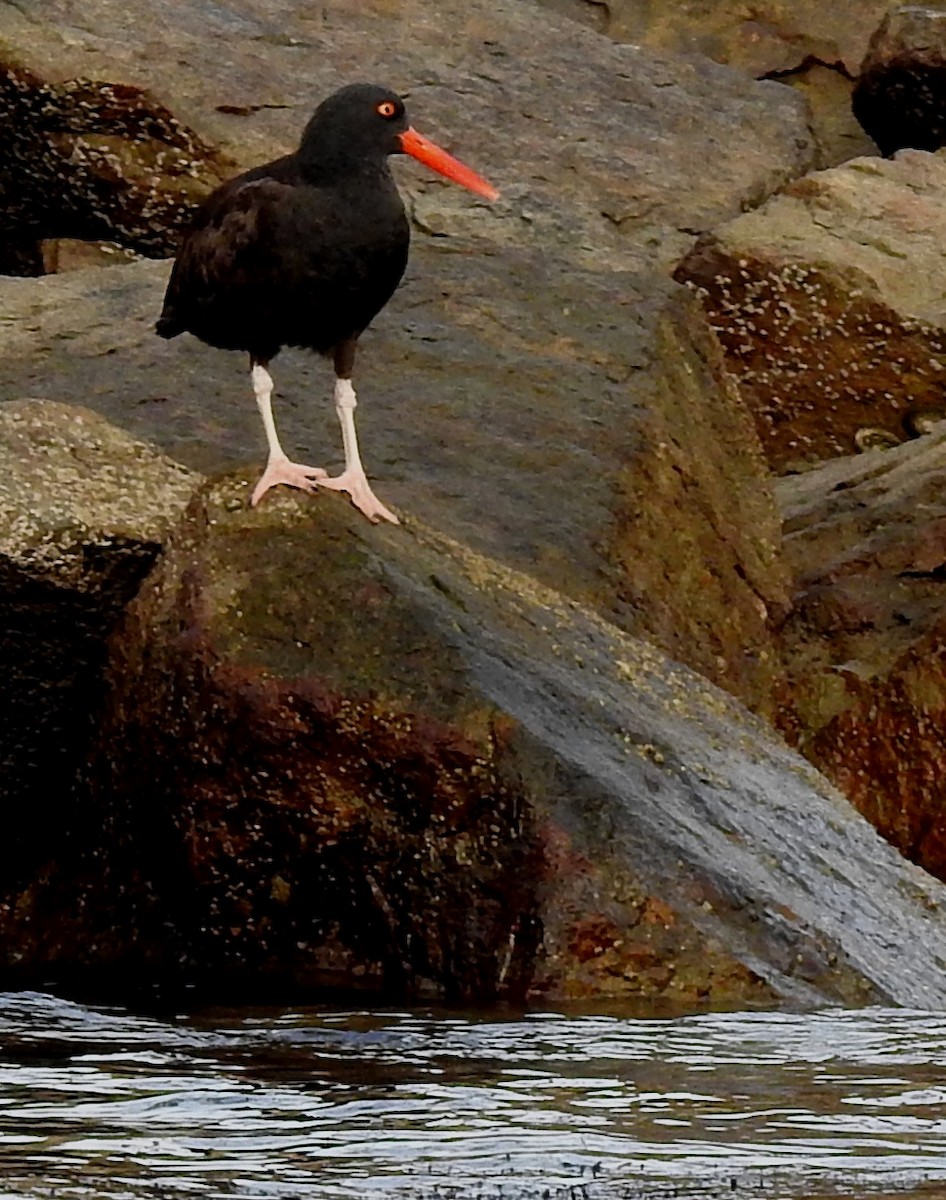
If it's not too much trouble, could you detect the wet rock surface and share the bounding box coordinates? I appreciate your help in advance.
[0,400,198,893]
[675,150,946,472]
[9,474,946,1008]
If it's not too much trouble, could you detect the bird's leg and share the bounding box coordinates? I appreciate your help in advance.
[249,360,326,506]
[318,349,399,524]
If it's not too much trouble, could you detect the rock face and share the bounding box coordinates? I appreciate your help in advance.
[535,0,884,166]
[675,150,946,472]
[5,0,946,1011]
[0,0,817,721]
[9,472,946,1009]
[853,6,946,157]
[0,253,791,721]
[776,427,946,883]
[0,400,198,894]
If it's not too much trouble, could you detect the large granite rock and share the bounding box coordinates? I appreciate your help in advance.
[0,400,198,893]
[8,470,946,1009]
[676,149,946,472]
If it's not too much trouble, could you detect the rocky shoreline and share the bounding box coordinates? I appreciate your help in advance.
[4,0,946,1007]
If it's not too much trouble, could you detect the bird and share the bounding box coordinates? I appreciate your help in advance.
[156,82,498,524]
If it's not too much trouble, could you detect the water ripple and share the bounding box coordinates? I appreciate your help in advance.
[1,995,946,1198]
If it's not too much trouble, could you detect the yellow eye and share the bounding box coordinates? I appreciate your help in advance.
[376,100,397,118]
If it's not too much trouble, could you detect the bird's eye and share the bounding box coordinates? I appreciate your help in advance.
[376,101,397,118]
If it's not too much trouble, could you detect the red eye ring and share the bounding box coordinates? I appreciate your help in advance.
[376,101,397,118]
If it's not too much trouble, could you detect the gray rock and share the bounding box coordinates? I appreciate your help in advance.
[0,0,814,273]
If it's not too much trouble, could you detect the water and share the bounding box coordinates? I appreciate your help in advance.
[2,994,946,1199]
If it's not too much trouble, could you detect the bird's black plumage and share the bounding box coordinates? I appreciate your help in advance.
[156,83,411,363]
[154,81,497,522]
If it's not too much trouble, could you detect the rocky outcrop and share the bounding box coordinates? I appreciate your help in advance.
[675,150,946,472]
[776,426,946,882]
[0,400,198,895]
[853,6,946,157]
[6,0,946,1010]
[7,468,946,1009]
[0,255,792,720]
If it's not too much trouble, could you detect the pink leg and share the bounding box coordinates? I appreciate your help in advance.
[250,364,327,506]
[319,378,399,525]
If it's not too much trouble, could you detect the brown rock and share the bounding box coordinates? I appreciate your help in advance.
[675,150,946,472]
[776,425,946,882]
[9,470,946,1009]
[0,64,227,274]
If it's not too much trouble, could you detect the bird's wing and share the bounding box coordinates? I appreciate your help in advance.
[165,177,305,304]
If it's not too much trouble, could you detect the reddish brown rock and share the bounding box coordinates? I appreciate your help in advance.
[676,151,946,472]
[776,425,946,883]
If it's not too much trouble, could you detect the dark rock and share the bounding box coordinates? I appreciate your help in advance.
[0,63,228,274]
[853,6,946,157]
[9,471,946,1009]
[0,400,198,893]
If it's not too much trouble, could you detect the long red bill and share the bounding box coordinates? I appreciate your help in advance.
[398,127,499,202]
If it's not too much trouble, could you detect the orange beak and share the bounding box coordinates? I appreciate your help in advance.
[398,127,499,202]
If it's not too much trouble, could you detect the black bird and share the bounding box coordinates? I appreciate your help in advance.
[156,83,498,523]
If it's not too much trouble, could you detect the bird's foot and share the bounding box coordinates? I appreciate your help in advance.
[250,457,328,506]
[318,468,400,525]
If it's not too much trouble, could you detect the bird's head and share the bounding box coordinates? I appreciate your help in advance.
[299,83,499,201]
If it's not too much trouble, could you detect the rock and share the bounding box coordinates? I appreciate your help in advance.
[10,471,946,1009]
[853,5,946,157]
[534,0,884,166]
[776,425,946,883]
[0,0,814,275]
[0,64,228,274]
[0,247,790,720]
[675,150,946,472]
[0,0,820,720]
[0,400,199,895]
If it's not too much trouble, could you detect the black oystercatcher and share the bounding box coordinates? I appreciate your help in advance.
[156,83,498,523]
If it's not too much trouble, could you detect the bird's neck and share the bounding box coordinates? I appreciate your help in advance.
[297,151,394,193]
